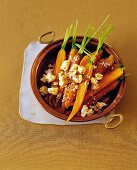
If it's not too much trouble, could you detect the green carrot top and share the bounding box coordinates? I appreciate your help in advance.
[89,24,113,64]
[61,24,73,50]
[71,20,78,49]
[96,24,113,53]
[78,25,95,55]
[75,15,111,57]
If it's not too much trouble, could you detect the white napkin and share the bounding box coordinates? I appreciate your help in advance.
[19,42,106,125]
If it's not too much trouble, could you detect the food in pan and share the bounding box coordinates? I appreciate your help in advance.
[38,17,125,121]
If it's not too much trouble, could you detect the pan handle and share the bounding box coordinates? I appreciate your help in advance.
[38,31,55,44]
[105,110,123,129]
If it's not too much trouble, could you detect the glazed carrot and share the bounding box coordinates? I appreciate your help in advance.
[64,16,111,114]
[86,63,94,77]
[66,24,113,121]
[55,22,79,106]
[75,15,111,66]
[80,50,103,66]
[75,23,113,69]
[64,83,78,109]
[64,63,93,109]
[68,21,78,60]
[53,49,66,75]
[64,52,94,109]
[68,48,78,61]
[53,25,73,76]
[93,54,115,76]
[64,25,94,108]
[66,62,93,121]
[93,50,103,64]
[70,25,95,67]
[84,67,124,101]
[83,80,119,107]
[66,81,89,122]
[94,67,124,93]
[80,55,90,66]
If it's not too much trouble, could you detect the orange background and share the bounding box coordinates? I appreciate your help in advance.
[0,0,137,169]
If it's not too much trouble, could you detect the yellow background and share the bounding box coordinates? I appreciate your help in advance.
[0,0,137,169]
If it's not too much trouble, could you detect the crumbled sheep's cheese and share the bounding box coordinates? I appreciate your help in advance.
[92,84,99,90]
[52,81,58,86]
[95,73,103,80]
[39,86,48,96]
[59,75,68,87]
[94,102,107,111]
[91,77,98,85]
[91,77,99,90]
[45,68,53,74]
[59,76,65,87]
[48,64,53,68]
[78,66,86,74]
[58,71,64,77]
[45,73,56,83]
[41,73,56,83]
[81,105,94,117]
[70,64,78,72]
[48,87,59,95]
[72,75,82,84]
[81,105,89,117]
[68,70,77,78]
[60,60,70,71]
[88,108,94,115]
[40,76,46,83]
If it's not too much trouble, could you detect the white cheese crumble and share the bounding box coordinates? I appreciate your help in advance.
[78,66,86,74]
[92,84,99,90]
[52,81,58,86]
[45,73,56,83]
[40,76,46,83]
[94,102,107,111]
[40,73,56,83]
[58,74,69,88]
[48,64,53,68]
[95,73,103,80]
[48,87,59,95]
[81,105,88,117]
[58,71,64,77]
[81,105,94,117]
[68,70,77,78]
[72,75,82,84]
[91,77,98,85]
[39,86,48,96]
[45,68,53,74]
[70,64,78,72]
[59,76,65,87]
[60,60,70,71]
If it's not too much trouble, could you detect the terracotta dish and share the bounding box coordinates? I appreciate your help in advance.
[30,37,126,122]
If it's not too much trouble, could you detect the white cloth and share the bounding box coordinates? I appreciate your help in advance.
[19,42,106,125]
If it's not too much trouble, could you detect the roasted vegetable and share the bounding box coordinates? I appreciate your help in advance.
[93,54,114,76]
[66,24,113,121]
[84,67,124,101]
[53,25,73,75]
[38,16,126,122]
[68,21,78,60]
[83,80,119,107]
[64,25,94,109]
